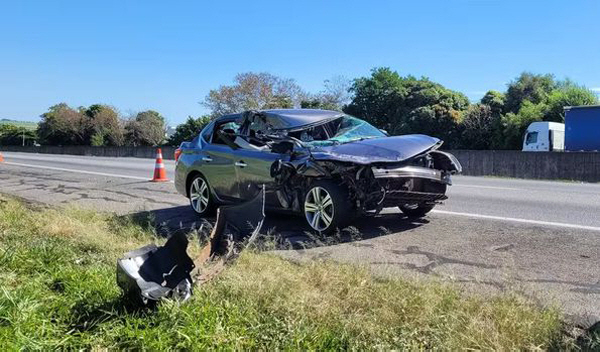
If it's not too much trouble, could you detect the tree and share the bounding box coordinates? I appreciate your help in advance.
[167,115,211,146]
[504,72,555,113]
[344,67,405,131]
[322,76,352,109]
[300,97,340,110]
[301,76,352,111]
[202,72,305,116]
[84,104,124,146]
[90,131,105,146]
[263,94,294,109]
[37,103,88,145]
[0,124,37,146]
[480,90,506,115]
[500,101,548,149]
[344,67,469,147]
[544,81,598,122]
[459,104,501,149]
[125,110,166,146]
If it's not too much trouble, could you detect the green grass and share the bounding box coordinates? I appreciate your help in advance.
[0,119,38,130]
[0,195,587,349]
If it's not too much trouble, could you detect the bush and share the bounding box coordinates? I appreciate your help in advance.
[344,68,469,147]
[124,110,167,146]
[0,124,37,146]
[167,115,211,146]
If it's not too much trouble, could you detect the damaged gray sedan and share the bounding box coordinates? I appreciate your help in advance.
[174,109,461,233]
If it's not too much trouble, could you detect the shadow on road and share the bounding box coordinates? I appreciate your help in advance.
[127,205,427,250]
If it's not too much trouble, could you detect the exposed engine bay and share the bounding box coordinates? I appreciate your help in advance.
[269,150,460,215]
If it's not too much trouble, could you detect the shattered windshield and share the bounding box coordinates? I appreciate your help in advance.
[289,115,386,147]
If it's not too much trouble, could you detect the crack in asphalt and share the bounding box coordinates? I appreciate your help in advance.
[372,246,499,274]
[0,169,181,207]
[66,193,129,204]
[522,279,600,295]
[102,189,182,206]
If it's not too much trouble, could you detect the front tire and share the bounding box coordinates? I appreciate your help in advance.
[189,174,215,216]
[303,180,352,233]
[399,203,435,218]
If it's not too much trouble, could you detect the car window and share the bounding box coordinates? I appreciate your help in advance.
[248,117,270,136]
[291,115,386,147]
[526,131,538,145]
[212,121,240,146]
[201,123,213,143]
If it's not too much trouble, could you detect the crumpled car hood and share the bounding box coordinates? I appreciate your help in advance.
[309,134,440,164]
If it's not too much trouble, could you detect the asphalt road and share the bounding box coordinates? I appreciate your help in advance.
[4,151,600,230]
[1,151,599,325]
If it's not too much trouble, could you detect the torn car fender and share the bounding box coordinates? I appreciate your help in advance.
[295,159,330,177]
[429,150,462,174]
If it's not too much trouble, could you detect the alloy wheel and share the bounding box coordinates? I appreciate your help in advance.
[304,186,335,232]
[190,177,210,214]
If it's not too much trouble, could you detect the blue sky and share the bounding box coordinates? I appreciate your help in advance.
[1,0,599,125]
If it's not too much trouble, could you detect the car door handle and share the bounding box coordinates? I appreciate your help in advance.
[235,161,247,168]
[201,156,213,162]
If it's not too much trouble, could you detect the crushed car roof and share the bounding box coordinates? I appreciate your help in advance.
[261,109,344,130]
[221,109,344,130]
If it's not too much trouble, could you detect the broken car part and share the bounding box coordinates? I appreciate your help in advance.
[117,232,195,305]
[117,187,265,306]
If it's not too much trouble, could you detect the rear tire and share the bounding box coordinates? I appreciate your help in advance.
[303,180,353,234]
[399,204,435,218]
[189,174,215,216]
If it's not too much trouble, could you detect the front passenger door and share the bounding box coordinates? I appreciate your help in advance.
[201,121,241,201]
[231,147,289,205]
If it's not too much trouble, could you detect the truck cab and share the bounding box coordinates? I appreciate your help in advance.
[522,122,565,152]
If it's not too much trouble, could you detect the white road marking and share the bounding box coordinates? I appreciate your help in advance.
[452,184,521,191]
[432,209,600,232]
[4,161,174,183]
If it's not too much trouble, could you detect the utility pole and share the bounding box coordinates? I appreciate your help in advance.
[22,130,25,146]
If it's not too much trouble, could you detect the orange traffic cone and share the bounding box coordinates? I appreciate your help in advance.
[151,148,169,182]
[0,152,4,163]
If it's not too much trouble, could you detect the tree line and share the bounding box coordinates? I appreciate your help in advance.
[3,68,597,149]
[0,104,168,147]
[199,69,598,150]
